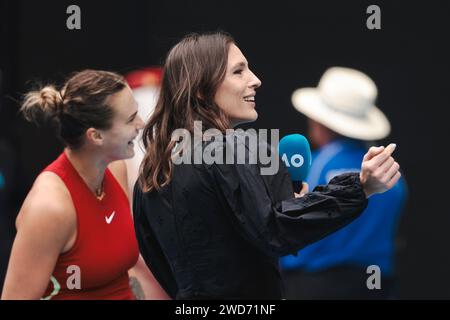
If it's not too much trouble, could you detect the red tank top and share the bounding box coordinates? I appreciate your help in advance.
[41,152,139,300]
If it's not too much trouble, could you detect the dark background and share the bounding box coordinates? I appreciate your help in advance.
[1,0,449,298]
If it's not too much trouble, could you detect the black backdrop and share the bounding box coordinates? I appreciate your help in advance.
[1,0,449,298]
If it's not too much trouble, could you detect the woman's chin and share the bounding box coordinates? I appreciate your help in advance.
[250,108,258,119]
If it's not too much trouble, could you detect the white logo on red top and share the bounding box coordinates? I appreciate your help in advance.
[105,211,115,224]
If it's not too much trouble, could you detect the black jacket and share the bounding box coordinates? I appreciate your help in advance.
[133,135,368,299]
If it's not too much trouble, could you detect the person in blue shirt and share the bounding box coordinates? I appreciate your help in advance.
[280,67,408,299]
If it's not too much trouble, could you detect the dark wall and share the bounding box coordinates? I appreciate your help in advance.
[1,0,449,298]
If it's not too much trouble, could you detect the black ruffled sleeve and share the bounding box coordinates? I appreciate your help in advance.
[209,150,368,258]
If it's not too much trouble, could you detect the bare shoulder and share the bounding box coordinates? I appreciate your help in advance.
[108,160,129,197]
[16,171,76,241]
[2,172,77,298]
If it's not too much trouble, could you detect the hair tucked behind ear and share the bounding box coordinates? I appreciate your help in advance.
[20,70,127,149]
[21,85,64,123]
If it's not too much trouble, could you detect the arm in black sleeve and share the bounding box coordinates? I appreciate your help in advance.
[132,183,178,299]
[209,157,368,258]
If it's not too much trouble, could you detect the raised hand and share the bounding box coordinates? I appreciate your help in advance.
[360,144,401,197]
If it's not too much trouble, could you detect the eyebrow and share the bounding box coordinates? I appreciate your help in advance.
[231,61,247,69]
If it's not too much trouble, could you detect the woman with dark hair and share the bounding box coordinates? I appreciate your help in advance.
[133,32,401,299]
[2,70,152,299]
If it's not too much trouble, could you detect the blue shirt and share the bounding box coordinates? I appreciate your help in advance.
[280,138,407,276]
[0,171,5,190]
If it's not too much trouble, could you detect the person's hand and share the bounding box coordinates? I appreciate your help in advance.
[360,143,401,198]
[294,182,309,198]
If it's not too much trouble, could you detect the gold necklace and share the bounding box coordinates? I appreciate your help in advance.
[95,181,105,200]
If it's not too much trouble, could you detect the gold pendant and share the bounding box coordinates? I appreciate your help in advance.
[96,191,105,201]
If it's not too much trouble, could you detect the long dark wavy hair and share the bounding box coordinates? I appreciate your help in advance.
[139,32,234,192]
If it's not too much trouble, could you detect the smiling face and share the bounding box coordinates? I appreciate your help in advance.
[214,44,262,127]
[98,86,144,161]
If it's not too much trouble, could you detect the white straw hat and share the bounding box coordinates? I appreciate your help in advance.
[291,67,391,141]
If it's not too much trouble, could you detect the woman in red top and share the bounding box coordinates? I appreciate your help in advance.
[1,70,167,299]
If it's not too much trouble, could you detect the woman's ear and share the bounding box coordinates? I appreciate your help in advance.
[85,127,103,146]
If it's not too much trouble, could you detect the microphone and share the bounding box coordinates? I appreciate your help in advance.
[278,134,312,193]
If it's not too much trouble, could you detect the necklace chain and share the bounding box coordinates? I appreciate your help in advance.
[95,181,105,200]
